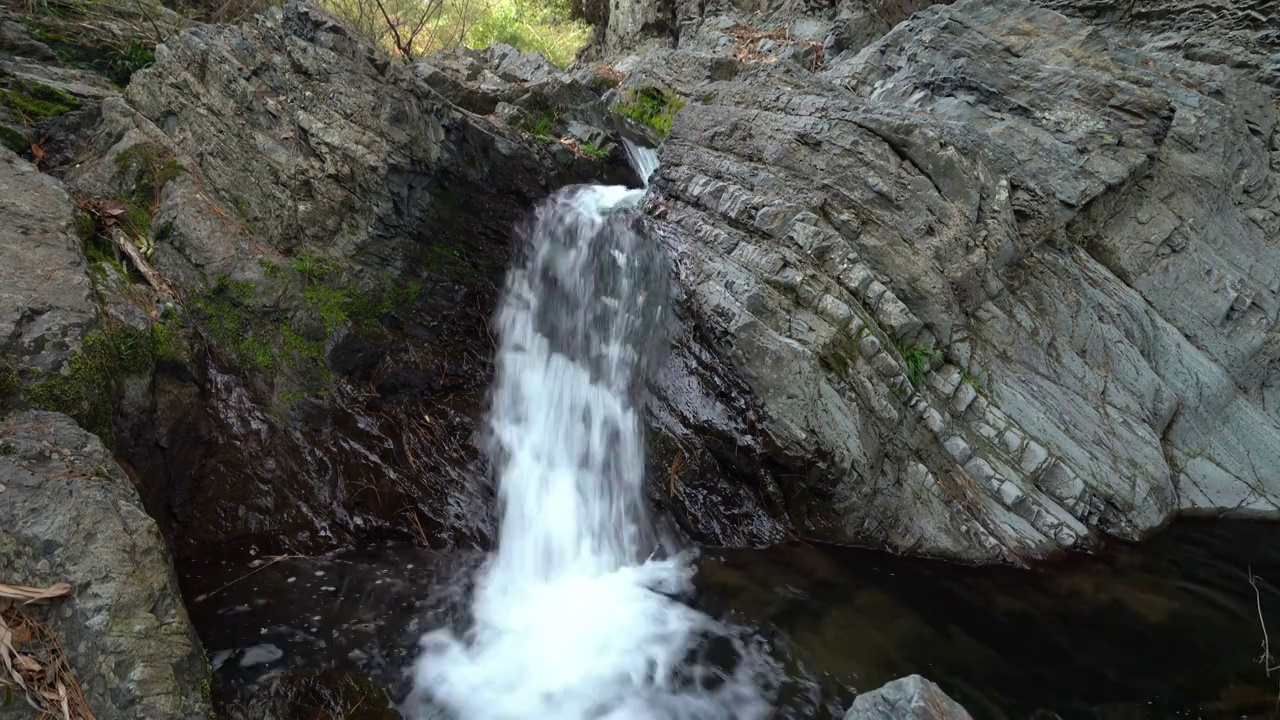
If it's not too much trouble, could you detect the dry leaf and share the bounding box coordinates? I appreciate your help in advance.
[14,653,41,672]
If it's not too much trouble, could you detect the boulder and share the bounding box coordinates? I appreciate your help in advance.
[844,675,973,720]
[0,411,210,719]
[0,148,97,382]
[575,0,1280,562]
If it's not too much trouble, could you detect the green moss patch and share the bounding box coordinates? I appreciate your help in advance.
[99,143,186,259]
[28,24,155,87]
[0,124,28,153]
[520,110,560,142]
[191,260,421,396]
[23,323,161,443]
[617,86,685,137]
[0,80,80,121]
[421,243,475,283]
[0,355,18,409]
[192,274,276,370]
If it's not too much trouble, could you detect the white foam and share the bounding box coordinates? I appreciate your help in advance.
[409,180,772,720]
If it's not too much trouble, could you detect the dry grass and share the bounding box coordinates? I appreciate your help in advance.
[0,581,94,720]
[592,62,625,87]
[721,24,824,72]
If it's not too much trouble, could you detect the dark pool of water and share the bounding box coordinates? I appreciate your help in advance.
[181,520,1280,719]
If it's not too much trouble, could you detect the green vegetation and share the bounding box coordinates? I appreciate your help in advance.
[579,142,609,159]
[961,369,990,395]
[24,323,160,443]
[521,111,559,142]
[461,0,589,67]
[0,79,80,121]
[0,355,18,405]
[27,23,156,87]
[422,242,474,282]
[617,86,686,137]
[820,325,870,378]
[258,258,284,279]
[292,251,339,284]
[151,319,174,359]
[319,0,587,67]
[301,269,423,332]
[898,342,942,387]
[102,39,155,85]
[192,258,421,382]
[76,208,135,281]
[230,194,253,231]
[0,125,28,153]
[113,143,185,246]
[116,143,185,201]
[191,274,275,369]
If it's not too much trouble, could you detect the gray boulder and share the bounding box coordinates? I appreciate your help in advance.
[575,0,1280,562]
[0,411,210,719]
[0,148,98,380]
[1031,0,1280,87]
[844,675,973,720]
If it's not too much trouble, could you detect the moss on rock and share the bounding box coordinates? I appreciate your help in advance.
[616,86,685,137]
[0,124,28,154]
[0,355,18,409]
[0,79,80,120]
[23,323,159,443]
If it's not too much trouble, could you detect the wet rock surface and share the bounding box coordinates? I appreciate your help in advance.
[559,0,1280,563]
[185,520,1280,718]
[1,0,789,576]
[2,0,1280,713]
[0,411,209,719]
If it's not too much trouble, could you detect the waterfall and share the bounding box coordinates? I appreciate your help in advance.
[623,138,660,187]
[408,150,772,719]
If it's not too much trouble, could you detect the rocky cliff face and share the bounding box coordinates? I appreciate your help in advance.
[0,0,1276,713]
[577,0,1280,562]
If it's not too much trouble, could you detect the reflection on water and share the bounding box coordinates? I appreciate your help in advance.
[700,519,1280,719]
[184,520,1280,719]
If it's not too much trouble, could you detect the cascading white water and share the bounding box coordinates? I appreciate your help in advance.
[623,140,661,187]
[408,145,773,719]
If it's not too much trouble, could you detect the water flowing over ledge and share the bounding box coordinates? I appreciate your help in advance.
[406,149,776,719]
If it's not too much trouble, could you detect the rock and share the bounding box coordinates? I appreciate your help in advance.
[844,675,973,720]
[0,0,712,567]
[1031,0,1280,87]
[587,0,1280,563]
[0,5,124,163]
[0,148,97,379]
[0,411,210,719]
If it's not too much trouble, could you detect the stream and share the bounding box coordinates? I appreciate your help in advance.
[183,519,1280,720]
[181,150,1280,720]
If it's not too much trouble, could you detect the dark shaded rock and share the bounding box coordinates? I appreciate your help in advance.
[1030,0,1280,87]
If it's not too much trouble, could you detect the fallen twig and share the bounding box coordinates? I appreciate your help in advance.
[110,229,176,297]
[1248,566,1280,714]
[0,582,93,719]
[191,554,296,604]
